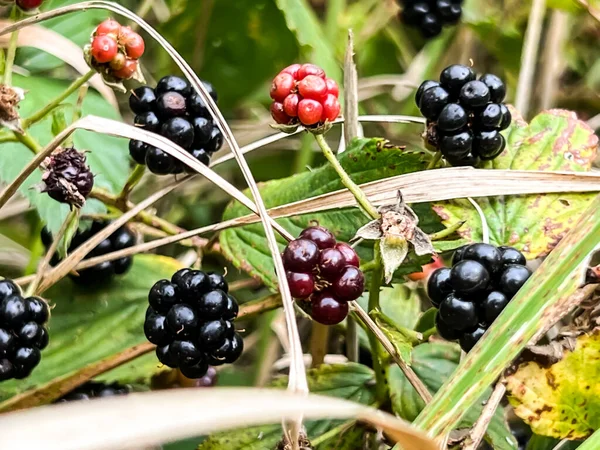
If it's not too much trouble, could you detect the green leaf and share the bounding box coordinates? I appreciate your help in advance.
[273,0,341,84]
[526,435,580,450]
[506,331,600,440]
[433,108,599,259]
[414,308,436,334]
[388,342,517,450]
[220,138,427,288]
[0,254,181,402]
[371,309,420,363]
[1,74,129,234]
[198,363,376,449]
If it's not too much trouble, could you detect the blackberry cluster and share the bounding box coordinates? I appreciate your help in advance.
[42,220,136,284]
[56,381,130,402]
[416,64,511,166]
[128,76,223,175]
[270,63,341,127]
[0,280,49,381]
[144,268,242,379]
[283,226,364,326]
[86,19,144,81]
[427,244,531,352]
[400,0,463,38]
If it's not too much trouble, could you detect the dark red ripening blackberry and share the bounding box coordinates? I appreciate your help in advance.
[145,269,242,378]
[416,64,511,166]
[128,76,222,175]
[427,243,530,352]
[282,226,364,325]
[0,280,49,381]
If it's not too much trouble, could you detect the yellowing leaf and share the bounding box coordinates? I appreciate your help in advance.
[506,331,600,440]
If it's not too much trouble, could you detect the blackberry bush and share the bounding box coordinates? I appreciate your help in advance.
[128,76,223,175]
[427,244,532,352]
[41,221,136,284]
[270,64,341,128]
[282,226,364,325]
[416,64,511,166]
[56,381,130,402]
[144,268,242,378]
[399,0,464,38]
[0,279,49,381]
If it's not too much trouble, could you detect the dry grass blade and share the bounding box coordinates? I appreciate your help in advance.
[0,20,115,106]
[343,30,359,143]
[0,388,439,450]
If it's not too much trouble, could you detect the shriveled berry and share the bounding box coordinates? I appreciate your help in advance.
[459,81,491,109]
[144,313,171,345]
[297,64,325,80]
[113,59,138,80]
[176,270,210,302]
[134,111,161,132]
[271,102,292,125]
[435,312,461,341]
[129,86,156,114]
[281,64,302,79]
[222,295,239,321]
[479,74,506,103]
[450,260,490,295]
[283,239,319,272]
[439,131,472,159]
[297,99,323,126]
[499,246,526,267]
[180,359,209,379]
[198,320,227,348]
[419,86,450,120]
[439,293,478,330]
[156,75,191,97]
[161,117,195,150]
[286,272,314,299]
[91,35,118,64]
[170,340,202,366]
[325,78,339,97]
[270,73,296,102]
[298,75,327,100]
[283,94,300,117]
[426,267,452,307]
[462,243,503,276]
[437,103,468,132]
[332,266,364,301]
[473,130,505,160]
[145,146,176,175]
[109,53,126,71]
[95,19,122,37]
[440,65,475,97]
[198,290,229,319]
[311,291,349,325]
[166,304,198,337]
[319,248,345,279]
[321,94,341,122]
[300,226,336,249]
[335,243,359,267]
[156,92,187,119]
[481,290,509,323]
[460,327,486,352]
[499,104,512,130]
[499,265,532,297]
[148,280,179,314]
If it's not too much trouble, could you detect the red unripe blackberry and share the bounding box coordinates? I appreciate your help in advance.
[121,29,145,59]
[334,243,359,267]
[16,0,43,10]
[321,94,341,122]
[325,78,339,97]
[286,272,314,299]
[297,99,323,126]
[300,226,336,249]
[332,266,364,301]
[95,19,122,37]
[282,239,319,273]
[270,73,295,102]
[318,248,345,280]
[298,75,327,100]
[311,291,348,325]
[113,59,138,80]
[283,94,300,117]
[298,63,325,80]
[281,64,302,80]
[271,102,292,125]
[91,35,118,64]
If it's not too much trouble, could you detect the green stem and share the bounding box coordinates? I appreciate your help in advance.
[117,164,146,206]
[15,131,43,154]
[3,6,20,86]
[0,133,18,143]
[429,220,465,241]
[23,70,95,128]
[311,419,356,446]
[252,309,277,386]
[292,132,314,174]
[368,244,387,403]
[314,133,379,220]
[426,151,442,170]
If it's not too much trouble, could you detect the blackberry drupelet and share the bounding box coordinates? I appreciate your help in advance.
[400,0,464,39]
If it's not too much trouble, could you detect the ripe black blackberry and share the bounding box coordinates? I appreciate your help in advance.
[41,221,136,284]
[282,226,364,325]
[427,243,531,352]
[0,279,49,381]
[144,269,242,378]
[128,76,223,175]
[416,64,512,167]
[400,0,464,38]
[56,381,130,402]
